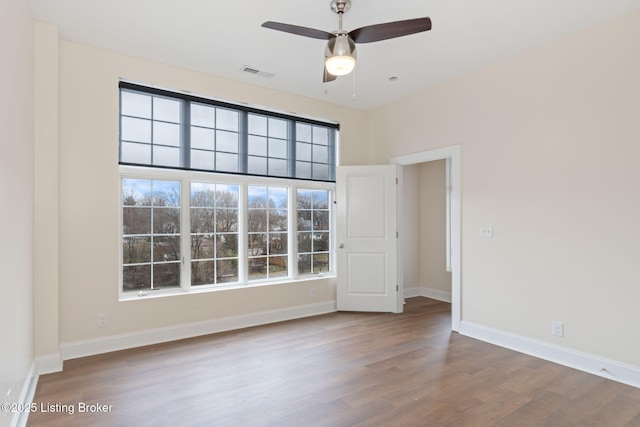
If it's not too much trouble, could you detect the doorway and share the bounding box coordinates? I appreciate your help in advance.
[391,145,461,331]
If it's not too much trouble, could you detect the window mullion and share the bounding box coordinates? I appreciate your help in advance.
[287,120,296,178]
[181,100,191,168]
[239,112,248,174]
[237,182,248,284]
[290,185,297,279]
[181,177,191,289]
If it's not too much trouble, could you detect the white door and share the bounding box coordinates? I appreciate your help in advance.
[336,165,400,313]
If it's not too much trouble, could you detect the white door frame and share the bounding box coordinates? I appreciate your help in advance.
[390,145,461,331]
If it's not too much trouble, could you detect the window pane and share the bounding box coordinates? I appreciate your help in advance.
[216,185,239,208]
[190,183,216,207]
[298,233,311,252]
[313,211,329,230]
[216,209,238,232]
[217,259,238,283]
[249,257,267,280]
[191,149,215,170]
[297,210,311,231]
[123,207,151,234]
[154,236,180,262]
[268,158,287,177]
[313,190,329,209]
[248,186,268,207]
[153,146,180,167]
[313,233,329,252]
[216,108,239,131]
[192,260,214,286]
[153,207,180,234]
[123,237,150,264]
[313,126,329,145]
[248,156,267,175]
[216,130,238,153]
[269,233,288,255]
[153,181,180,207]
[153,122,181,147]
[123,265,151,291]
[123,179,151,206]
[297,254,311,275]
[296,190,312,209]
[269,256,288,277]
[121,142,151,164]
[313,253,330,273]
[153,97,181,123]
[122,117,151,143]
[153,263,180,288]
[248,135,267,156]
[121,91,151,119]
[268,187,288,209]
[295,162,312,179]
[191,127,215,150]
[269,209,288,231]
[248,114,267,135]
[192,234,214,259]
[248,210,267,233]
[296,142,311,161]
[269,138,287,159]
[191,208,215,233]
[191,104,215,127]
[248,233,267,255]
[296,123,312,142]
[313,163,329,181]
[216,152,238,173]
[268,118,287,139]
[313,145,329,164]
[217,234,237,258]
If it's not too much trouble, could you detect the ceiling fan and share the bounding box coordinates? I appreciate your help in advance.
[262,0,432,82]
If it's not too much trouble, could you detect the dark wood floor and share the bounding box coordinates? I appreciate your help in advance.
[28,297,640,427]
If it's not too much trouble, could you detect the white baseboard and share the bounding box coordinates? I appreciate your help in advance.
[61,301,336,361]
[404,287,452,303]
[10,362,38,427]
[35,353,63,375]
[460,321,640,389]
[403,287,421,298]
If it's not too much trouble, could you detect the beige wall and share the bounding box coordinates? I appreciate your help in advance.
[418,160,451,295]
[54,40,369,345]
[369,9,640,367]
[0,0,35,418]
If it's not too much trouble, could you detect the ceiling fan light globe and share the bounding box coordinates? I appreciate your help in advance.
[326,55,356,76]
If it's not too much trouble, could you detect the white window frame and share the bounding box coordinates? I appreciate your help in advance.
[119,165,335,300]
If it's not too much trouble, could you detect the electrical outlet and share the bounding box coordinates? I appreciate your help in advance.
[481,225,493,238]
[98,313,108,327]
[310,287,316,297]
[551,321,564,337]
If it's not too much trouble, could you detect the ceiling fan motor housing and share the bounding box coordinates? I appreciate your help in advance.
[330,0,351,14]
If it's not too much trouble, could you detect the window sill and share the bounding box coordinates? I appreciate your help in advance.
[119,273,336,302]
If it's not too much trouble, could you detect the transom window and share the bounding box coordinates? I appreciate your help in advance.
[119,81,338,181]
[119,82,336,296]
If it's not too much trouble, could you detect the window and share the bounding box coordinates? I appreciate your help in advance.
[119,82,336,295]
[119,81,338,181]
[297,189,331,274]
[190,183,240,285]
[122,179,181,290]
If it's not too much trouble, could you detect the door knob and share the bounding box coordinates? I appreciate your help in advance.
[338,243,344,249]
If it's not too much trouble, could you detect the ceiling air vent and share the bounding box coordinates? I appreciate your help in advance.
[241,66,274,78]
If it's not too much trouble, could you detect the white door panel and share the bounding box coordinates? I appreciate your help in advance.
[336,165,400,313]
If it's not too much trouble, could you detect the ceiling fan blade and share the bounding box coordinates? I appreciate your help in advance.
[323,66,337,83]
[349,17,432,44]
[262,21,333,40]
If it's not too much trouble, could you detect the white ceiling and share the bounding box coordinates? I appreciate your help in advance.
[30,0,640,110]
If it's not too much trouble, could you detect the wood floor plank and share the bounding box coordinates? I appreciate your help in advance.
[27,297,640,427]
